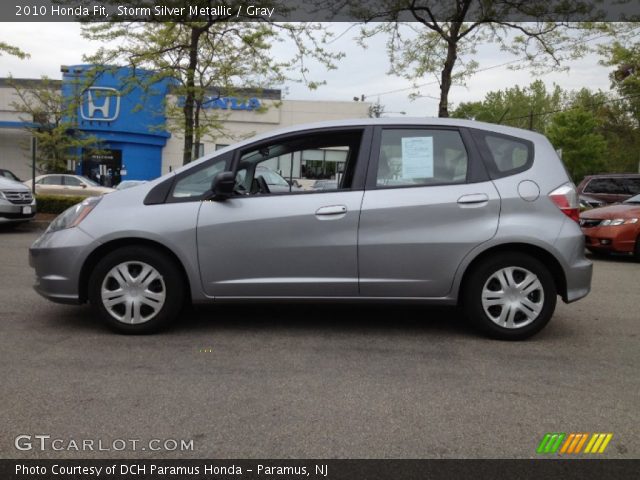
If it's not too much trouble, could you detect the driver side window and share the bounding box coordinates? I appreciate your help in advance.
[235,130,363,196]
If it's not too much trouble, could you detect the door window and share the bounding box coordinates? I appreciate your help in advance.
[41,175,63,185]
[376,129,468,187]
[235,130,363,195]
[63,176,83,186]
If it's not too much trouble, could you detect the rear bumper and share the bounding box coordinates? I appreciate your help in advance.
[554,220,593,303]
[29,227,99,304]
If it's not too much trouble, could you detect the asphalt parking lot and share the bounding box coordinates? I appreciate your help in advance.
[0,222,638,459]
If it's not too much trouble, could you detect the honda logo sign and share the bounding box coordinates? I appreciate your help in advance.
[81,87,120,122]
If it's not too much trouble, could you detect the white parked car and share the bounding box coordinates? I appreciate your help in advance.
[24,174,114,196]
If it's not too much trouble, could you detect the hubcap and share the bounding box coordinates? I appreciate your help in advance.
[481,266,544,329]
[101,261,166,324]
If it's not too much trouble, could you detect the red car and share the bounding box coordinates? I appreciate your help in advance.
[580,193,640,258]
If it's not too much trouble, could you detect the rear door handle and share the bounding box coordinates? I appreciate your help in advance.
[315,205,347,216]
[457,193,489,205]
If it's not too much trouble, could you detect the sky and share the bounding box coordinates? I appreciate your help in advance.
[0,22,619,117]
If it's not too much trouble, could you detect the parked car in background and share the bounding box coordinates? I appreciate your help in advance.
[577,173,640,205]
[116,180,147,191]
[580,193,640,259]
[0,176,36,224]
[0,168,22,183]
[25,174,114,197]
[311,179,339,191]
[30,118,591,339]
[579,194,606,210]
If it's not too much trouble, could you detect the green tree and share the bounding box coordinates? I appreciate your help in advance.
[600,41,640,127]
[451,80,565,131]
[82,1,341,165]
[545,108,607,183]
[10,77,104,175]
[344,0,630,117]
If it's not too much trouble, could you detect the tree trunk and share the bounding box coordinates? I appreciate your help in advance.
[438,29,460,118]
[182,27,201,165]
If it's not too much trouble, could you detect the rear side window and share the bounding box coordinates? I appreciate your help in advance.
[375,129,468,187]
[621,178,640,195]
[472,130,534,179]
[584,178,626,195]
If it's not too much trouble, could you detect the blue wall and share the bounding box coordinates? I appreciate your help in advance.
[62,65,172,180]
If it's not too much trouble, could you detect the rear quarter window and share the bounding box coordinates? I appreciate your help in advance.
[471,130,534,179]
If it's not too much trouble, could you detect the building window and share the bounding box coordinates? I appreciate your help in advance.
[215,144,229,151]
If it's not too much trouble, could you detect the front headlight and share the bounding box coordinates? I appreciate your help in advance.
[0,191,7,201]
[46,196,102,233]
[599,217,638,227]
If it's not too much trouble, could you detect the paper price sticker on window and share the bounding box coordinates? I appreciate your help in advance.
[401,136,433,179]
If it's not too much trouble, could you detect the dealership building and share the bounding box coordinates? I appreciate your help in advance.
[0,65,370,183]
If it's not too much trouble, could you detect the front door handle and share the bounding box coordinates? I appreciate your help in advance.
[457,193,489,205]
[315,205,347,216]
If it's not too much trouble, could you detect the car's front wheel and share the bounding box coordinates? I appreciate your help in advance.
[463,253,557,340]
[88,246,185,334]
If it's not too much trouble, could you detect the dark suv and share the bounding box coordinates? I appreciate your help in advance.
[577,174,640,204]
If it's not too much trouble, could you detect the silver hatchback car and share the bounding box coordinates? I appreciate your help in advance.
[30,118,592,339]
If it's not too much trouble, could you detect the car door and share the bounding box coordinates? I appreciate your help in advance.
[37,175,64,195]
[62,176,89,195]
[191,127,371,297]
[358,126,500,298]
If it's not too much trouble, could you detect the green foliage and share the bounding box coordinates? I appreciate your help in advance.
[545,108,607,183]
[0,41,29,59]
[35,195,86,214]
[600,41,640,126]
[451,80,565,132]
[9,77,104,173]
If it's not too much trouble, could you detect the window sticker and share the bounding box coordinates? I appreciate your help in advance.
[401,136,433,179]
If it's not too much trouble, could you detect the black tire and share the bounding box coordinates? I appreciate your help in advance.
[88,246,185,334]
[462,253,557,340]
[634,236,640,262]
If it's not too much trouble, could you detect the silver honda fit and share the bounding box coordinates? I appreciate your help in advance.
[29,118,592,339]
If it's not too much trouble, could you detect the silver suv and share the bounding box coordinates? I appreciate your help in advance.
[29,119,592,339]
[0,176,36,224]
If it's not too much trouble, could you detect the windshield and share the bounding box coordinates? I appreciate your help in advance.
[624,194,640,204]
[83,177,100,186]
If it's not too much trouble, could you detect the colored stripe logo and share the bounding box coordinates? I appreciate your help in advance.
[537,433,613,454]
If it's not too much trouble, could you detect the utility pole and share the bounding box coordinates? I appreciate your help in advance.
[31,136,37,191]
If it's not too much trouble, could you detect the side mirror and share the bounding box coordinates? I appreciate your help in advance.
[81,184,87,188]
[211,171,235,200]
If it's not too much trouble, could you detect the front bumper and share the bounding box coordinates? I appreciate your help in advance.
[29,227,99,304]
[0,199,36,222]
[582,224,638,254]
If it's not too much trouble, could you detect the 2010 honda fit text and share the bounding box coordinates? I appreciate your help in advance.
[29,118,592,339]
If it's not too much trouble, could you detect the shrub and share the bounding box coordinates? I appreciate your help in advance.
[35,195,86,214]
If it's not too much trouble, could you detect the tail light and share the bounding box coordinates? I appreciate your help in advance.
[549,183,580,223]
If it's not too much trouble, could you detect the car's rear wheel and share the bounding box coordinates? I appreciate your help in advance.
[463,253,557,340]
[88,246,185,334]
